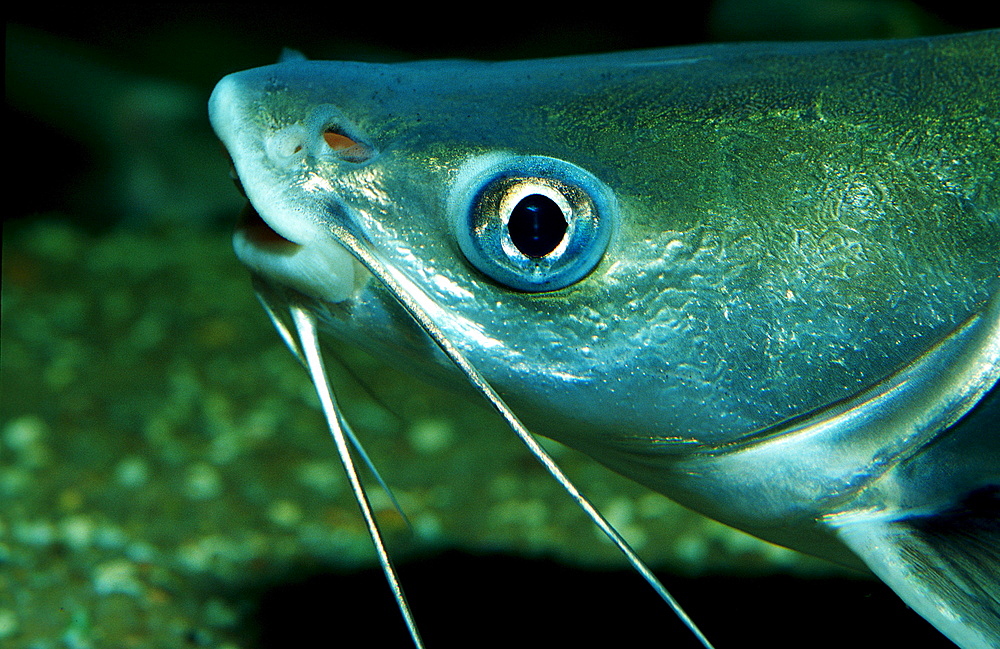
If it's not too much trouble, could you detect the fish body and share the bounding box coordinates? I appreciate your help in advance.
[210,30,1000,647]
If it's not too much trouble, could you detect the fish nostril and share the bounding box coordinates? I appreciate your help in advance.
[265,125,310,165]
[323,128,372,163]
[323,130,356,150]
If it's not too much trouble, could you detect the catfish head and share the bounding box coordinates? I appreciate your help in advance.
[210,31,1000,648]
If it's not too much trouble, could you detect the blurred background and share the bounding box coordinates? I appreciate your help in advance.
[4,3,996,648]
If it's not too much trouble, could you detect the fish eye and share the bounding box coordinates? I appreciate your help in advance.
[449,154,617,292]
[507,193,567,258]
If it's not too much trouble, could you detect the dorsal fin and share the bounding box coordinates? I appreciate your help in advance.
[279,48,307,63]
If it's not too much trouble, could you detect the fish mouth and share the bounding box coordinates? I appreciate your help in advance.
[232,199,363,304]
[236,201,301,251]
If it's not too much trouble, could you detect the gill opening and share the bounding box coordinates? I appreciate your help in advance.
[318,221,716,649]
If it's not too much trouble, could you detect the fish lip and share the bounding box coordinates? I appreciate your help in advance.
[235,201,301,252]
[210,73,323,249]
[232,199,362,304]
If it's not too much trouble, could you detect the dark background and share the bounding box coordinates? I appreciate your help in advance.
[7,1,997,230]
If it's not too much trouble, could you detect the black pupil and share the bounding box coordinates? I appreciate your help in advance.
[506,194,568,258]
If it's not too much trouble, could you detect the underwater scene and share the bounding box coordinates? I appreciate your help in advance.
[4,5,996,648]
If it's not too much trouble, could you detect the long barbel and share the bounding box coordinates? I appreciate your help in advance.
[276,222,716,648]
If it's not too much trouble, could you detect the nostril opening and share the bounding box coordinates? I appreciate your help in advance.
[323,128,372,163]
[323,130,357,150]
[266,125,310,164]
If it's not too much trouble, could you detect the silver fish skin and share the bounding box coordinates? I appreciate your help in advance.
[210,30,1000,648]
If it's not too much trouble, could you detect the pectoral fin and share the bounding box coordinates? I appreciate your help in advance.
[836,487,1000,649]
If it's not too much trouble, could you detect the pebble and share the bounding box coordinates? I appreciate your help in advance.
[114,456,150,488]
[0,609,19,639]
[3,415,47,450]
[92,559,143,596]
[184,463,223,500]
[59,515,96,550]
[267,499,303,528]
[407,418,455,454]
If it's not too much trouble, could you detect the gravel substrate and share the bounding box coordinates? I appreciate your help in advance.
[2,220,947,648]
